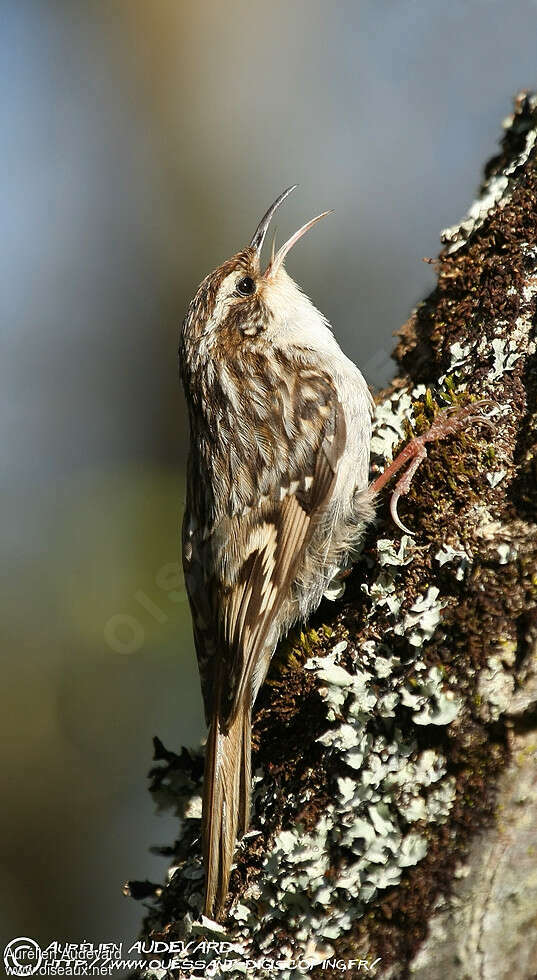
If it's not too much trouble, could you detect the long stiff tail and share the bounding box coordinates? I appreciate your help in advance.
[202,702,251,918]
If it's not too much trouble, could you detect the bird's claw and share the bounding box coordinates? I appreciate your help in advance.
[371,399,499,533]
[388,444,427,534]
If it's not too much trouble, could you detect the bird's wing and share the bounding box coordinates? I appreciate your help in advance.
[202,367,347,726]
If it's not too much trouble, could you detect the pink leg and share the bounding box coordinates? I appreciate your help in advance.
[370,401,494,533]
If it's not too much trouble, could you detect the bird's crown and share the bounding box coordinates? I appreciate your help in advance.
[182,187,333,353]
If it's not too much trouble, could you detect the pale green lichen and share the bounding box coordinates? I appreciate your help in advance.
[401,668,462,726]
[394,588,446,648]
[476,655,516,722]
[370,387,426,460]
[497,541,518,564]
[486,469,507,488]
[435,543,471,581]
[447,341,472,373]
[490,337,522,380]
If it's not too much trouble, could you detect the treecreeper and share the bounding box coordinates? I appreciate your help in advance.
[178,187,488,919]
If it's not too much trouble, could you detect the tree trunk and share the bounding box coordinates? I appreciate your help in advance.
[127,91,537,980]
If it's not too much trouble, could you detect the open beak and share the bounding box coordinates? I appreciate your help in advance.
[250,187,333,278]
[263,210,333,279]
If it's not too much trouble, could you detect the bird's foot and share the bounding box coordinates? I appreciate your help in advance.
[370,400,495,533]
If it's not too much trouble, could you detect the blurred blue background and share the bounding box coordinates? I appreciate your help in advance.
[2,0,537,953]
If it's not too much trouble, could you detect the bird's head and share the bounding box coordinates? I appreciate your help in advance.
[181,187,333,364]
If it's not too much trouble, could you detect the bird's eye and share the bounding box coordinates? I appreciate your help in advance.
[236,276,256,296]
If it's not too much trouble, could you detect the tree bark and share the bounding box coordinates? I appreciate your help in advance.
[127,92,537,979]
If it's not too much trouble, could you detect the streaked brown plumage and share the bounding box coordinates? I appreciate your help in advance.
[179,188,375,917]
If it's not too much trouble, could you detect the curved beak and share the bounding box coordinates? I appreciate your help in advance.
[249,185,297,257]
[263,210,333,279]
